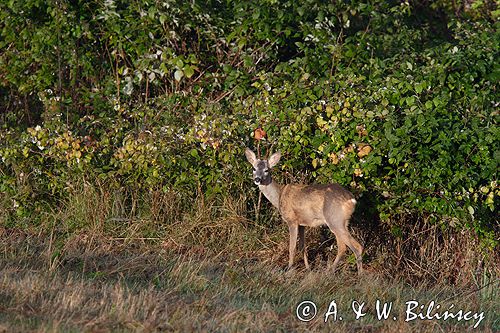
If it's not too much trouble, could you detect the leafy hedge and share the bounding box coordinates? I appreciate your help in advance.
[0,1,498,245]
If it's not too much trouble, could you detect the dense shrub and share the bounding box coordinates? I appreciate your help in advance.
[0,1,498,246]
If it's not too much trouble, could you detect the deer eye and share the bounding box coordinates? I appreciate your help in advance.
[264,169,269,173]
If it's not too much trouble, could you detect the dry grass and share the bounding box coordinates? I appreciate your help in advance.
[1,229,498,332]
[0,184,498,332]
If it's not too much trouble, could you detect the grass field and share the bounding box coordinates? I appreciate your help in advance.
[0,188,498,332]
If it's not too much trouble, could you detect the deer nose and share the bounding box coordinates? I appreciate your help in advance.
[254,177,262,184]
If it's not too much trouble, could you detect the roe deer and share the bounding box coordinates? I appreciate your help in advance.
[245,148,363,274]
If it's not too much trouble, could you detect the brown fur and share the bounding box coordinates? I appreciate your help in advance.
[245,148,363,274]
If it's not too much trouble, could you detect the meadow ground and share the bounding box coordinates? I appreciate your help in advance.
[0,190,498,332]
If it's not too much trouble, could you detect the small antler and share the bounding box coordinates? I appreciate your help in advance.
[266,142,275,159]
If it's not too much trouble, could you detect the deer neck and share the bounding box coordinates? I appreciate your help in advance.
[258,180,282,209]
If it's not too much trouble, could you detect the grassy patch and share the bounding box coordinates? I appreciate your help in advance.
[0,226,498,332]
[0,185,497,332]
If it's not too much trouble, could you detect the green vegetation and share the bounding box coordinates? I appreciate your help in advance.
[0,0,498,331]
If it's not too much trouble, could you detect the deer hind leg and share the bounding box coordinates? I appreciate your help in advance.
[336,228,363,275]
[288,224,298,269]
[346,232,364,274]
[327,218,363,274]
[331,232,347,272]
[298,225,310,270]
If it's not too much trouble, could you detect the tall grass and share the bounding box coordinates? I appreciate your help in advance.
[0,182,498,332]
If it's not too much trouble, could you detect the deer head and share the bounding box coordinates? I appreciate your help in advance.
[245,148,281,186]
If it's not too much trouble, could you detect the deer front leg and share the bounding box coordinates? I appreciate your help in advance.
[288,224,298,269]
[298,225,310,270]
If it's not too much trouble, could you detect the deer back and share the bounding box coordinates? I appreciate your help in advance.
[279,184,356,227]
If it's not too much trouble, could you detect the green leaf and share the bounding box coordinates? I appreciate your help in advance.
[190,149,199,158]
[237,38,247,49]
[415,82,423,94]
[184,65,195,78]
[406,96,415,106]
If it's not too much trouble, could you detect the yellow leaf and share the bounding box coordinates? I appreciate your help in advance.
[357,144,372,158]
[312,158,318,168]
[326,106,334,117]
[329,153,339,165]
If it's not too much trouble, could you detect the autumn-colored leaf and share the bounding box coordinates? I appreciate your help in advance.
[354,168,363,177]
[329,152,339,165]
[253,128,266,141]
[356,124,368,137]
[357,144,372,158]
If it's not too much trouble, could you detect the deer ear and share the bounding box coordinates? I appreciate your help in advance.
[268,152,281,168]
[244,148,257,166]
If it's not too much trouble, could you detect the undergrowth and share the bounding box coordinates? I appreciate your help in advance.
[0,183,498,332]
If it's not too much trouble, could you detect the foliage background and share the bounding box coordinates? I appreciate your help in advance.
[0,1,499,331]
[0,0,498,245]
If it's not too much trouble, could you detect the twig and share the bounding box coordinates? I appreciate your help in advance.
[110,237,161,241]
[441,279,499,303]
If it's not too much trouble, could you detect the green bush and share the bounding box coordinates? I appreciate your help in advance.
[0,1,498,246]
